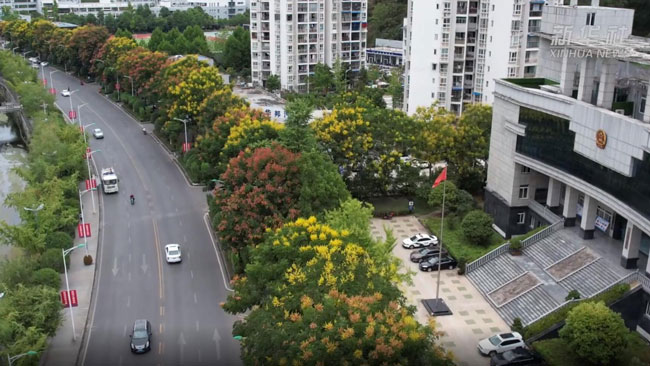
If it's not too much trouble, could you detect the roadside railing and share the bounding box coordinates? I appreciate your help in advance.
[521,219,564,249]
[466,242,510,273]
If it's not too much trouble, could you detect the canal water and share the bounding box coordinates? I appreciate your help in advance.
[0,114,27,259]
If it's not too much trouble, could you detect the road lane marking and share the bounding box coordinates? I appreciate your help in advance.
[126,296,130,308]
[190,270,194,279]
[153,220,164,299]
[123,325,127,337]
[203,213,233,291]
[159,324,163,334]
[179,219,182,227]
[213,328,221,360]
[128,253,131,263]
[195,321,199,332]
[158,342,162,355]
[186,251,190,260]
[193,292,197,304]
[160,306,164,317]
[128,272,131,281]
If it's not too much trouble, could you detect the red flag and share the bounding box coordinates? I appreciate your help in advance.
[433,167,447,188]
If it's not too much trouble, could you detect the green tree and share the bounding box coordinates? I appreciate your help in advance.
[265,74,280,92]
[426,181,475,216]
[278,98,318,152]
[31,268,61,289]
[222,26,251,75]
[368,0,407,44]
[387,67,404,109]
[114,28,133,39]
[559,301,628,366]
[296,151,350,217]
[148,27,165,51]
[309,63,335,96]
[1,284,62,336]
[461,210,494,246]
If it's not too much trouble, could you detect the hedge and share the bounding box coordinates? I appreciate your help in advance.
[524,283,630,339]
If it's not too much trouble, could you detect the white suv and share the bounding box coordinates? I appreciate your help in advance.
[477,332,526,356]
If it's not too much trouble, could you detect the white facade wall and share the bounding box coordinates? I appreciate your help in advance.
[158,0,249,19]
[250,0,367,91]
[404,0,554,115]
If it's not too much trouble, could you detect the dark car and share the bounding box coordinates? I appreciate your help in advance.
[410,247,447,263]
[490,348,543,366]
[130,319,152,353]
[419,255,458,271]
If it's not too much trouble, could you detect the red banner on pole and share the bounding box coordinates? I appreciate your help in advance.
[84,223,91,237]
[61,290,69,307]
[49,88,56,94]
[182,142,191,152]
[77,223,85,238]
[91,179,97,188]
[68,110,77,119]
[42,78,47,86]
[115,82,120,90]
[70,290,78,307]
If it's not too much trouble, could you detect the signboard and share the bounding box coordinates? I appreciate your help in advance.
[42,78,47,86]
[68,110,77,119]
[84,223,91,237]
[49,88,56,95]
[595,216,609,232]
[61,290,69,307]
[115,82,120,90]
[78,223,85,238]
[576,203,583,217]
[60,290,78,308]
[182,142,191,152]
[85,179,97,190]
[70,290,78,307]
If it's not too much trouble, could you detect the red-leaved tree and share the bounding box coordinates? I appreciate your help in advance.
[214,144,301,269]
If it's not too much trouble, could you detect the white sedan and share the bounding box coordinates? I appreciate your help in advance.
[92,128,104,139]
[164,244,182,263]
[402,233,439,249]
[61,89,71,97]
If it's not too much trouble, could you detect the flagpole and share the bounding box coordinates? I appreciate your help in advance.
[435,177,446,302]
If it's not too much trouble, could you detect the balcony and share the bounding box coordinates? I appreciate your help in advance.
[529,10,542,17]
[529,25,541,33]
[527,40,540,48]
[525,57,537,64]
[455,38,465,45]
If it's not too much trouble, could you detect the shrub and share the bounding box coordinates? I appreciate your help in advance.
[456,257,467,275]
[0,256,37,289]
[524,283,630,339]
[46,231,73,250]
[83,255,93,265]
[31,268,61,289]
[461,210,494,245]
[511,317,525,335]
[559,302,628,366]
[40,248,66,273]
[509,237,522,251]
[565,290,581,301]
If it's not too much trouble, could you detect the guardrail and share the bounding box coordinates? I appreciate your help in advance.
[521,219,564,249]
[466,242,510,273]
[527,199,562,225]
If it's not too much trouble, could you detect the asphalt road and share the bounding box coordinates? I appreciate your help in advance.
[46,70,241,366]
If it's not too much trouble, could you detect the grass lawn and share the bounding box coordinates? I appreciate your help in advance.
[533,332,650,366]
[365,196,433,216]
[423,216,505,262]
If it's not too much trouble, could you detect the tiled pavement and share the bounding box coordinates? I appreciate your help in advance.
[370,215,508,366]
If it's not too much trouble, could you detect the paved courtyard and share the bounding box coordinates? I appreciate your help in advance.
[370,215,509,366]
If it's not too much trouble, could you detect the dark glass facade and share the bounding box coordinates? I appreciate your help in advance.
[515,107,650,222]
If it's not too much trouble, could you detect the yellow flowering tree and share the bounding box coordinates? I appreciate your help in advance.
[224,216,453,366]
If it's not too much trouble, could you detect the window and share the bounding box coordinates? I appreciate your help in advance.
[456,17,466,24]
[517,212,525,224]
[596,206,612,223]
[521,166,531,174]
[641,97,646,114]
[508,67,517,78]
[509,51,518,63]
[432,63,437,70]
[431,92,436,98]
[518,185,529,199]
[586,12,596,26]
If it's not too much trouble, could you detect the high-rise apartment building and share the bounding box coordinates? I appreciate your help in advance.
[250,0,367,92]
[403,0,559,115]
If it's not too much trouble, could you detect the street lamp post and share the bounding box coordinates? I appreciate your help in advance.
[77,102,88,129]
[8,351,39,366]
[12,47,18,55]
[62,243,86,341]
[173,118,189,154]
[49,69,60,95]
[23,203,44,224]
[82,147,99,215]
[78,188,95,254]
[124,75,134,97]
[67,89,79,123]
[22,50,32,60]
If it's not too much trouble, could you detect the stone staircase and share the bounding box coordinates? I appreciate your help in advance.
[497,286,561,325]
[466,255,525,294]
[559,258,623,297]
[523,231,582,269]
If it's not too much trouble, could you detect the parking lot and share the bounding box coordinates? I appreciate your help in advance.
[370,215,509,366]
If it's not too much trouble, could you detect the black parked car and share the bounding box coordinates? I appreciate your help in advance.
[490,348,544,366]
[418,255,458,271]
[410,247,447,263]
[130,319,152,353]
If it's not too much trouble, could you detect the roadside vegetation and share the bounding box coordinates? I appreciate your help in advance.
[0,51,87,365]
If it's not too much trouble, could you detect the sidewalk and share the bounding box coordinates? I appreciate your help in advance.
[370,215,509,366]
[40,182,100,366]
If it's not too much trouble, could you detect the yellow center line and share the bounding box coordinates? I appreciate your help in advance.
[153,219,164,300]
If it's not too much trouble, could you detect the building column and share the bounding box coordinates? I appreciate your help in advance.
[559,52,575,96]
[546,178,562,211]
[562,186,579,227]
[643,86,650,123]
[621,223,642,269]
[580,195,598,239]
[577,57,595,103]
[597,60,616,110]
